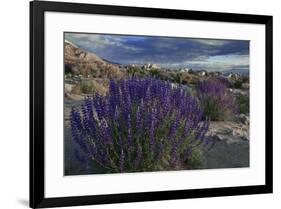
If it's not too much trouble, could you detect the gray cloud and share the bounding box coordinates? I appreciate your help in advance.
[65,33,249,71]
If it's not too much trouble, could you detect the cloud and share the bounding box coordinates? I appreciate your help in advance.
[65,33,141,52]
[192,39,229,46]
[65,32,249,71]
[184,54,249,71]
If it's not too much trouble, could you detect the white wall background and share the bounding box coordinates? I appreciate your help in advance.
[0,0,280,208]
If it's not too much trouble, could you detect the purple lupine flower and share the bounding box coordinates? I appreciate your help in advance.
[149,108,157,146]
[197,76,238,121]
[100,118,111,144]
[113,107,118,121]
[135,106,142,134]
[126,114,133,149]
[71,108,88,153]
[70,77,210,173]
[92,94,103,120]
[168,113,181,140]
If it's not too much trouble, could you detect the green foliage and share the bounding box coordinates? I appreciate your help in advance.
[169,72,181,84]
[233,80,244,89]
[80,80,96,94]
[236,94,249,114]
[200,95,221,121]
[127,66,146,77]
[149,68,160,77]
[187,148,203,167]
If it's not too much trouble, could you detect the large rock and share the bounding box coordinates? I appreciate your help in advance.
[235,114,249,126]
[197,121,249,169]
[65,92,84,101]
[229,88,249,97]
[207,121,249,141]
[65,83,74,93]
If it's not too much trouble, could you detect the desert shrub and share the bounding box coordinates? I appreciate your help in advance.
[91,69,98,77]
[80,80,96,94]
[213,76,232,88]
[233,79,244,89]
[197,76,238,121]
[127,67,146,77]
[65,63,73,74]
[71,77,211,173]
[170,72,181,84]
[75,79,108,95]
[236,94,249,114]
[149,68,160,77]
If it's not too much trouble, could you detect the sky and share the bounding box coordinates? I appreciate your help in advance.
[65,33,249,72]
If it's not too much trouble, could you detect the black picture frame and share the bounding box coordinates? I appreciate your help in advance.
[30,1,273,208]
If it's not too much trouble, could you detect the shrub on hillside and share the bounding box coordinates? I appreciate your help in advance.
[126,66,146,77]
[197,76,238,121]
[236,94,249,114]
[233,79,244,89]
[80,80,96,94]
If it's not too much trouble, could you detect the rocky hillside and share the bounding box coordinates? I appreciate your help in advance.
[64,40,123,79]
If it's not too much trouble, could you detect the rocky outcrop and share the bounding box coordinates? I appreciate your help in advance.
[207,119,249,142]
[229,88,249,97]
[65,83,74,94]
[198,117,249,169]
[235,114,249,126]
[64,40,123,80]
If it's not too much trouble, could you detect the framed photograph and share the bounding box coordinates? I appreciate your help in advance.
[30,0,273,208]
